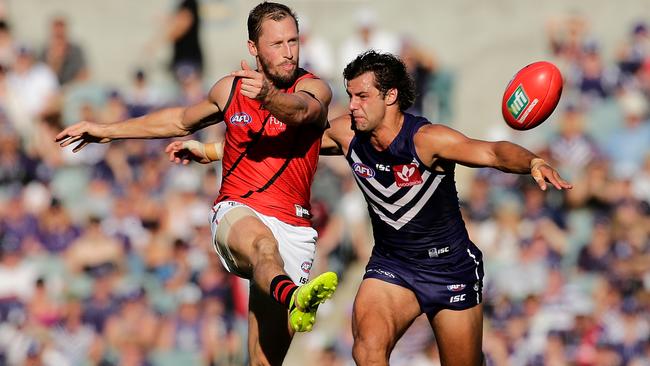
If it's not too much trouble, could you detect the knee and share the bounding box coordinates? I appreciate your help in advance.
[352,333,390,365]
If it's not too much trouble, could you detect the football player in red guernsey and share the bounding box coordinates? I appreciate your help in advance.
[56,3,337,365]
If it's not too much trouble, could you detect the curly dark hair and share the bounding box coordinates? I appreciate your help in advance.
[247,2,298,43]
[343,51,416,111]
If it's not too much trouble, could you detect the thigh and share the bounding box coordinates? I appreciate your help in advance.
[430,303,484,366]
[212,203,276,278]
[248,282,293,366]
[352,278,422,353]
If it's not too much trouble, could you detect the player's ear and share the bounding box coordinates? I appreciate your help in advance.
[385,88,398,107]
[247,40,258,57]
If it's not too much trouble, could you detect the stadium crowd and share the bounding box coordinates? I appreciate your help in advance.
[0,5,648,366]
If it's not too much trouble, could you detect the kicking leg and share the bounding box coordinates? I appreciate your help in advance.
[352,278,422,366]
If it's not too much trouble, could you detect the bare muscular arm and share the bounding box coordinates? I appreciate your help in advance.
[320,114,354,156]
[414,124,572,190]
[56,76,234,152]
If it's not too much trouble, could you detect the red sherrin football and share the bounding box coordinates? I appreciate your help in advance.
[501,61,563,130]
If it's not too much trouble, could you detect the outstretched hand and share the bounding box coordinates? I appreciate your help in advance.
[165,140,212,164]
[230,60,274,101]
[55,121,112,152]
[531,160,573,191]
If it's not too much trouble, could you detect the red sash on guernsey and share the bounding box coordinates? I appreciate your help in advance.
[216,69,322,227]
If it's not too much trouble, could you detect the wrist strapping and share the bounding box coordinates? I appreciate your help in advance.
[204,141,224,161]
[530,158,547,171]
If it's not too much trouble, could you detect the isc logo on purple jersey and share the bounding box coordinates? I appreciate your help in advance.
[229,112,252,126]
[352,162,375,178]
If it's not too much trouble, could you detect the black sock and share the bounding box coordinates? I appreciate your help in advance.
[270,274,298,309]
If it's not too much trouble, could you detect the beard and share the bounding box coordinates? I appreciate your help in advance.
[259,56,298,90]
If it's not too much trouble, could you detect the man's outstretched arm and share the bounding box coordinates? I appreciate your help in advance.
[56,76,234,152]
[415,124,573,191]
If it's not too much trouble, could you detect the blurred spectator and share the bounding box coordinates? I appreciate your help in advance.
[547,12,589,65]
[299,16,335,82]
[52,298,102,365]
[156,284,220,364]
[124,69,162,118]
[0,195,38,250]
[338,7,400,71]
[36,199,80,254]
[400,37,435,117]
[546,103,602,180]
[168,0,203,79]
[568,40,621,105]
[0,20,14,66]
[604,91,650,179]
[104,288,158,358]
[65,217,123,275]
[41,16,87,86]
[617,22,650,78]
[577,217,614,273]
[461,175,493,223]
[0,238,37,303]
[0,131,35,193]
[99,90,129,123]
[81,267,119,334]
[26,278,61,329]
[174,63,205,107]
[6,45,59,120]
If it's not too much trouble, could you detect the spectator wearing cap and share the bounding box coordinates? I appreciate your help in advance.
[604,90,650,179]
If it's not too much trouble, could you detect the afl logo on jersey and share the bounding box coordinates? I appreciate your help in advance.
[229,112,252,126]
[353,162,375,178]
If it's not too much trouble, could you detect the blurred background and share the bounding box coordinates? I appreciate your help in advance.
[0,0,649,365]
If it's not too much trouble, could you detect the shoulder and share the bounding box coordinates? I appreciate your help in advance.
[294,76,332,103]
[413,123,468,155]
[413,123,451,143]
[208,76,237,110]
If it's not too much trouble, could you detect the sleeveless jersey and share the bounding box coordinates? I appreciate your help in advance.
[346,113,473,253]
[216,69,322,226]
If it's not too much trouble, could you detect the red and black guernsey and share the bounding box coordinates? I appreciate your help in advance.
[216,69,322,227]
